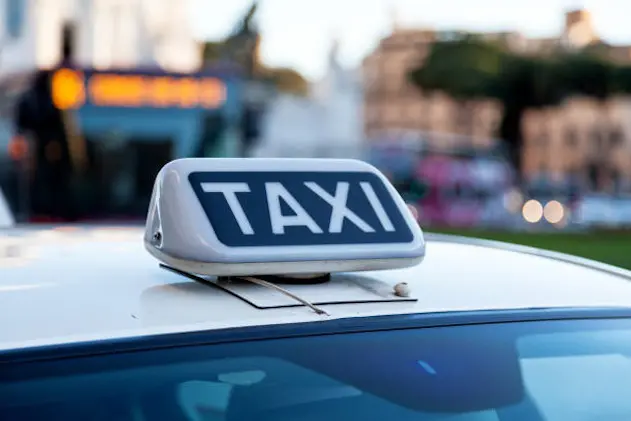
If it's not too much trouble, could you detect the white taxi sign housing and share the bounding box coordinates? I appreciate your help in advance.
[144,158,425,276]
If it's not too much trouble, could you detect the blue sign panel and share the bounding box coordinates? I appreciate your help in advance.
[188,171,414,248]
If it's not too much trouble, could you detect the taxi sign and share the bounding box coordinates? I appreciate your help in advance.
[144,158,425,276]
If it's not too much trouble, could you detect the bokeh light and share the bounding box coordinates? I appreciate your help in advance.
[522,199,543,223]
[543,200,565,224]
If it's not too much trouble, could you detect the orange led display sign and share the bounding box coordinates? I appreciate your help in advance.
[51,69,86,110]
[51,69,227,110]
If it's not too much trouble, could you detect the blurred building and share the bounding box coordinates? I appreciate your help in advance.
[362,28,502,149]
[519,10,631,193]
[522,97,631,193]
[0,0,200,77]
[254,40,364,158]
[0,0,204,186]
[0,0,248,222]
[362,8,631,191]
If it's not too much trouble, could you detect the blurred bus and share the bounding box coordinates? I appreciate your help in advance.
[367,140,514,228]
[402,155,513,228]
[0,66,245,222]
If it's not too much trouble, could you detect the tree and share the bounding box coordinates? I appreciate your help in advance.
[201,41,222,63]
[264,67,309,96]
[200,0,309,96]
[408,37,631,177]
[201,41,309,96]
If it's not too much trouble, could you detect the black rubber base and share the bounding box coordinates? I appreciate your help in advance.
[227,273,332,285]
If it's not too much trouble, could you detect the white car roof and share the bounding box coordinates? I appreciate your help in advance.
[1,226,631,351]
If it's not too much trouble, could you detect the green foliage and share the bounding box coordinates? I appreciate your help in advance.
[265,67,309,96]
[201,41,309,96]
[556,52,617,99]
[408,37,505,99]
[409,39,573,106]
[201,41,222,63]
[200,1,308,97]
[614,65,631,93]
[497,54,565,107]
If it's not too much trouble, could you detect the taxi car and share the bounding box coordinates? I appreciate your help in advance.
[2,158,631,421]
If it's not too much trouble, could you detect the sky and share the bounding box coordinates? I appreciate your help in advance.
[190,0,631,80]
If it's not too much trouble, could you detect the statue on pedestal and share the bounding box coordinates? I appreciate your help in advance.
[221,1,261,77]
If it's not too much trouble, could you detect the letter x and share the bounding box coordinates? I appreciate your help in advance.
[305,182,374,233]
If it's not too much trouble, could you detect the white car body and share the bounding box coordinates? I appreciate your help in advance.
[1,226,631,352]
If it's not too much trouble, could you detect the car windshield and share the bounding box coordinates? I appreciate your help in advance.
[3,317,631,421]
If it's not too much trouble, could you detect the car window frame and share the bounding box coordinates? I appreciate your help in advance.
[3,307,631,365]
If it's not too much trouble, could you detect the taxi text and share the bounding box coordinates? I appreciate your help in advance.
[201,181,396,235]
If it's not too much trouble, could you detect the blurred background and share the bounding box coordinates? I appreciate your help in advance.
[0,0,630,268]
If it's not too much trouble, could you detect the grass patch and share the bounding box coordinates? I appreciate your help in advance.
[430,229,631,270]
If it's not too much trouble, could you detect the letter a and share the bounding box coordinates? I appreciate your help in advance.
[265,182,323,234]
